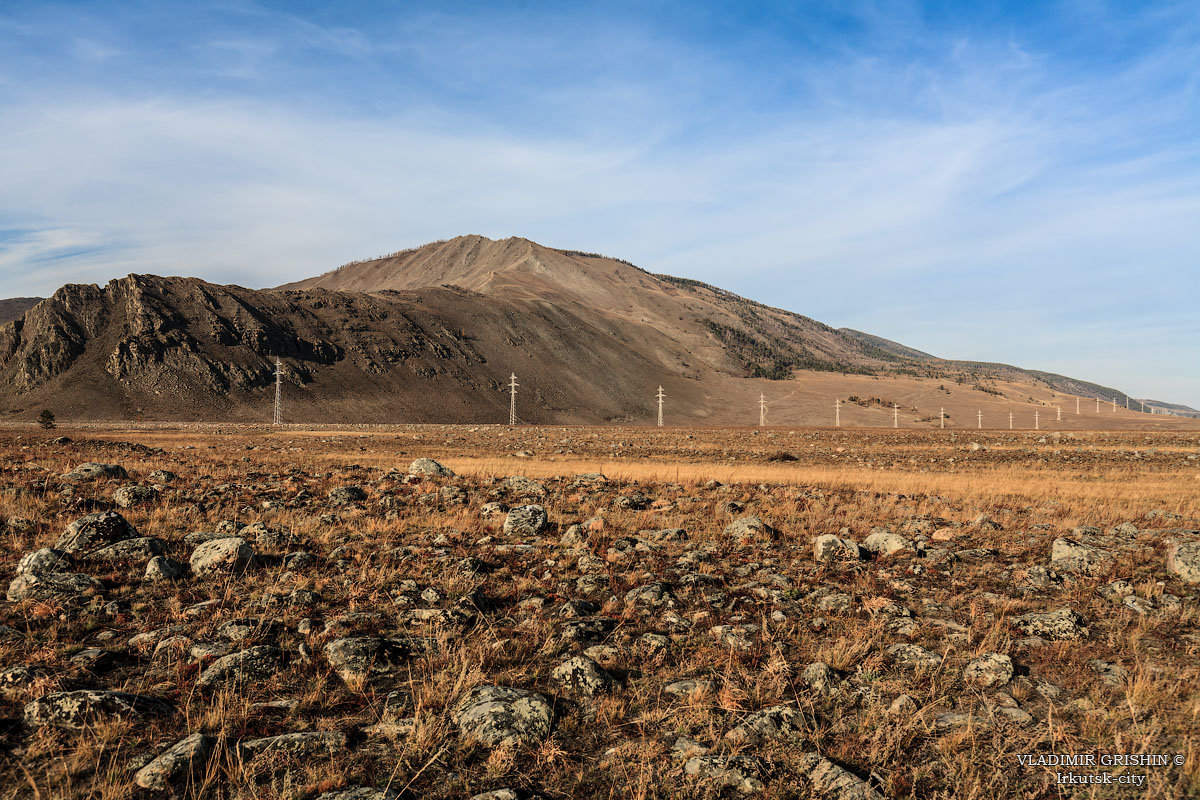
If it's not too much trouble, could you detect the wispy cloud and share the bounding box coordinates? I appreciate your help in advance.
[0,1,1196,404]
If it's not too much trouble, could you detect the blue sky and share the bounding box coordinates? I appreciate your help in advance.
[1,1,1197,405]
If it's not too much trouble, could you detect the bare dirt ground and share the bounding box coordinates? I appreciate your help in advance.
[1,423,1198,800]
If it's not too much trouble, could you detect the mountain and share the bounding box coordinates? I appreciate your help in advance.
[0,235,1192,426]
[0,297,41,325]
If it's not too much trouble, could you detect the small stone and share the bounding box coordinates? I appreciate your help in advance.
[963,653,1013,687]
[503,505,548,536]
[112,484,160,508]
[1050,538,1112,576]
[1011,608,1088,640]
[196,645,281,689]
[453,685,553,748]
[408,458,454,477]
[814,534,863,561]
[145,555,187,581]
[551,655,615,697]
[190,537,255,576]
[24,689,173,729]
[1166,539,1200,584]
[887,643,942,670]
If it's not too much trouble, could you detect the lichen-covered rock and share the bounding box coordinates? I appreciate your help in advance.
[861,529,915,557]
[112,484,159,508]
[55,511,139,554]
[1012,608,1088,640]
[315,788,400,800]
[196,645,281,688]
[963,653,1014,687]
[453,685,553,747]
[797,752,883,800]
[814,534,863,561]
[1166,539,1200,584]
[7,570,102,602]
[62,462,127,482]
[238,730,348,759]
[329,486,367,505]
[134,732,214,790]
[16,547,70,577]
[723,515,775,540]
[83,536,167,562]
[684,755,765,794]
[724,704,806,744]
[624,582,675,608]
[408,458,454,477]
[324,636,411,683]
[503,505,548,536]
[24,689,173,729]
[190,537,254,575]
[1050,538,1112,576]
[551,655,614,697]
[145,555,187,581]
[887,643,942,670]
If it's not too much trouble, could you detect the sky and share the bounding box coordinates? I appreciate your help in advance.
[1,0,1197,405]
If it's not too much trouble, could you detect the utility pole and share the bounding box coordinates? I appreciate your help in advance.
[1056,406,1062,421]
[1076,397,1080,415]
[1111,397,1116,412]
[1009,412,1013,430]
[835,398,841,428]
[273,358,283,426]
[1125,396,1129,410]
[1095,397,1100,413]
[977,410,982,429]
[656,385,665,427]
[759,393,766,427]
[1035,410,1040,430]
[893,403,898,429]
[508,373,518,426]
[940,407,945,429]
[1140,400,1145,412]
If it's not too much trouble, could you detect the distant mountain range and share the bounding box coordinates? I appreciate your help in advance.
[0,235,1193,424]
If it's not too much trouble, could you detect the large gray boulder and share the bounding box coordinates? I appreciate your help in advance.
[1166,539,1200,584]
[113,484,159,508]
[1012,608,1088,640]
[453,685,553,747]
[55,511,139,554]
[134,733,215,790]
[408,458,454,477]
[62,462,127,482]
[7,570,102,602]
[324,636,411,683]
[1050,538,1112,576]
[196,645,281,689]
[503,505,548,536]
[24,689,173,729]
[190,537,255,576]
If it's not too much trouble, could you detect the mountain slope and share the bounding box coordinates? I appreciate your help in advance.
[0,297,41,325]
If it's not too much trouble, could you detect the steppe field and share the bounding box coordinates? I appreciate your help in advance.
[2,423,1199,800]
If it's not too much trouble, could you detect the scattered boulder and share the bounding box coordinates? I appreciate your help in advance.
[56,511,139,554]
[7,569,102,602]
[409,458,454,477]
[503,505,548,536]
[724,704,806,744]
[887,643,942,670]
[324,636,411,683]
[238,730,348,759]
[316,789,400,800]
[145,555,187,581]
[196,645,282,689]
[329,486,367,505]
[453,685,553,747]
[723,515,775,540]
[798,752,883,799]
[1050,538,1112,577]
[24,689,173,729]
[190,537,255,576]
[84,537,167,563]
[814,534,863,561]
[684,755,765,794]
[861,529,915,557]
[552,655,615,697]
[134,733,215,791]
[963,653,1014,687]
[112,484,159,508]
[1012,608,1088,640]
[1166,539,1200,584]
[62,462,127,482]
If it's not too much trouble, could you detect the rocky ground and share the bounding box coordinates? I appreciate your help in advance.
[0,426,1198,799]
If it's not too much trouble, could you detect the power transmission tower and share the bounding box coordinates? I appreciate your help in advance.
[977,410,982,429]
[508,373,518,426]
[835,398,840,428]
[759,393,766,427]
[1009,412,1013,430]
[273,358,283,426]
[893,403,898,429]
[1035,410,1040,429]
[940,407,945,429]
[656,385,665,427]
